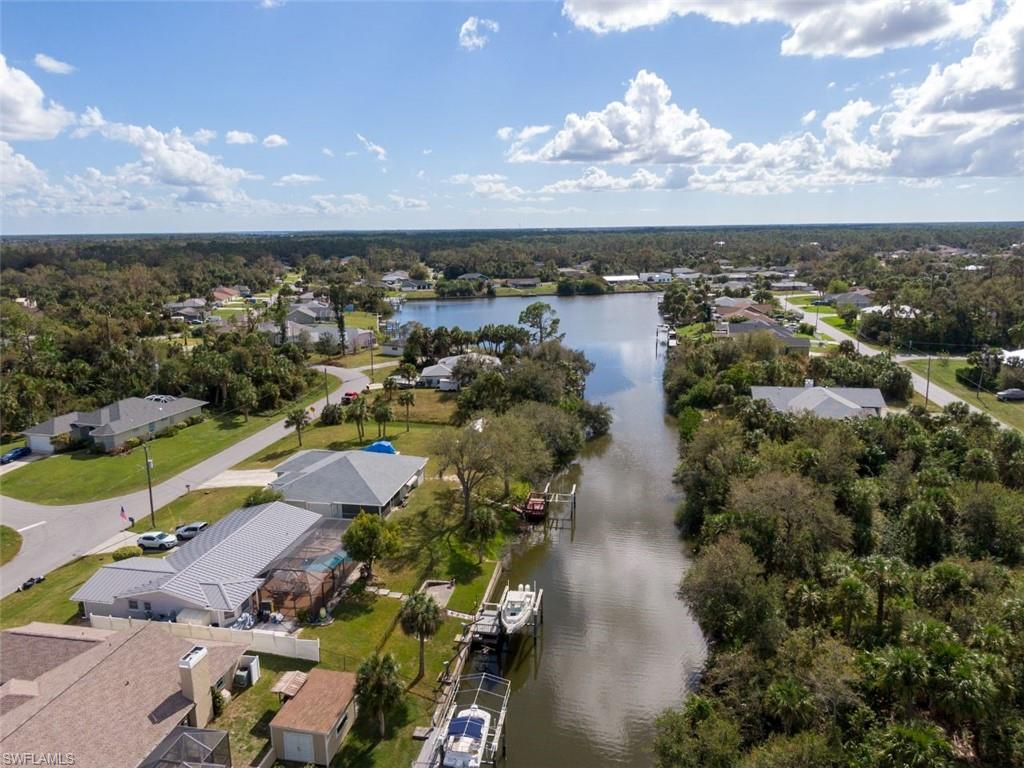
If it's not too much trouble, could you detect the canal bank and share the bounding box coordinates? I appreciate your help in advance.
[397,293,705,767]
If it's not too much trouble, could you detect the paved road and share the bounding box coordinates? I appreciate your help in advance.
[779,295,994,415]
[0,364,370,597]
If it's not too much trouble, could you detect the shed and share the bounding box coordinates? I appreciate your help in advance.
[270,668,358,765]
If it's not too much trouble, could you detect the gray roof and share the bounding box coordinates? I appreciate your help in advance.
[24,396,207,438]
[751,386,885,419]
[271,449,427,509]
[71,502,320,611]
[724,319,811,348]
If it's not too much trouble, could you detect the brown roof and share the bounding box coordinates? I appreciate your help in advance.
[0,624,114,684]
[0,623,245,768]
[271,668,356,734]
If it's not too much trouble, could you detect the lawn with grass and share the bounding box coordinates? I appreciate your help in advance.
[823,315,856,331]
[328,696,433,768]
[236,420,445,473]
[0,381,340,505]
[126,486,258,534]
[904,359,1024,432]
[0,525,23,566]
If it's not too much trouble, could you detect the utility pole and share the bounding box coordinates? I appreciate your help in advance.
[143,443,156,528]
[324,368,330,405]
[924,354,932,410]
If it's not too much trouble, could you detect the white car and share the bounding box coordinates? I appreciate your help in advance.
[175,521,209,541]
[137,531,177,550]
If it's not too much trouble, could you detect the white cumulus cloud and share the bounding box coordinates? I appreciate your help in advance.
[274,173,323,186]
[0,54,77,140]
[389,193,429,209]
[541,166,667,193]
[801,109,818,125]
[33,53,75,75]
[321,147,334,157]
[226,130,256,145]
[459,16,500,50]
[262,133,288,148]
[356,132,388,161]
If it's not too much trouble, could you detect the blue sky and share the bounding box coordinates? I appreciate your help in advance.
[1,0,1022,234]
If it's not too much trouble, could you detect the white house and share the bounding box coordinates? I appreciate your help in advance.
[639,272,673,284]
[420,352,500,389]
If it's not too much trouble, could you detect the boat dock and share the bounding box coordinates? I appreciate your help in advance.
[514,482,577,530]
[461,583,544,649]
[412,673,512,768]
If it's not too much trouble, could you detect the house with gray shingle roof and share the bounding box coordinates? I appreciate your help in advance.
[270,449,427,518]
[72,502,321,625]
[23,395,207,454]
[750,385,885,419]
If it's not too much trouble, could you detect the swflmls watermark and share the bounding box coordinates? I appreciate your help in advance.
[1,755,76,766]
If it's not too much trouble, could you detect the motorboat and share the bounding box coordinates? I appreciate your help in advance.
[500,584,535,634]
[443,705,491,768]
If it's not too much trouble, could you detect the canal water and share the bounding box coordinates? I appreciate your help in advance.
[397,293,706,767]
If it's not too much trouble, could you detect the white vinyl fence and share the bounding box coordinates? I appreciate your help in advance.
[88,615,320,661]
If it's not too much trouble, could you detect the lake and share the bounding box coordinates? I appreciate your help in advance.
[397,293,706,767]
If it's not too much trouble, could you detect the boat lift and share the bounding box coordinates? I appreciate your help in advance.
[413,673,513,768]
[514,482,577,530]
[464,583,544,650]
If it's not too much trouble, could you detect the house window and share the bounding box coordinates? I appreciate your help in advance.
[128,600,139,609]
[335,712,349,734]
[144,602,152,611]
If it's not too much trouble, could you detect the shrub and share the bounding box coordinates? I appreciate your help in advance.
[320,402,345,426]
[210,686,225,719]
[244,488,284,507]
[112,546,142,561]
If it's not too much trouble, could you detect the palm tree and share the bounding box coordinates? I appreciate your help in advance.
[382,375,398,401]
[860,555,908,634]
[284,407,311,447]
[874,646,929,720]
[397,391,415,432]
[355,652,403,738]
[832,575,870,641]
[465,506,498,563]
[346,397,368,441]
[764,678,814,734]
[397,362,418,384]
[399,593,443,682]
[372,397,393,438]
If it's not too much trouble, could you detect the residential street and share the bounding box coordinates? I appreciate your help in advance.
[779,295,1000,418]
[0,364,376,597]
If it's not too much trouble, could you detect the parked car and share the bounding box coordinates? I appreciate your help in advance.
[137,531,177,550]
[0,446,32,465]
[997,388,1024,402]
[341,391,361,405]
[386,375,417,389]
[175,521,209,540]
[811,299,831,306]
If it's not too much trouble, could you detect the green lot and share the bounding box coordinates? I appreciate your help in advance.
[0,525,23,566]
[0,382,340,505]
[786,295,836,315]
[904,359,1023,432]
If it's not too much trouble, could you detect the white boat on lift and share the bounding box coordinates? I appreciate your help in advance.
[500,584,535,634]
[442,705,492,768]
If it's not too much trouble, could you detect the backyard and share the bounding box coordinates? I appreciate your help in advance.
[904,358,1024,432]
[0,379,341,505]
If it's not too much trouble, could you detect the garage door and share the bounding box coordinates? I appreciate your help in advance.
[282,730,315,762]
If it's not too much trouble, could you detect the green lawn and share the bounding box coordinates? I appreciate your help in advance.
[0,487,259,629]
[0,525,23,566]
[903,359,1024,432]
[0,382,341,505]
[822,315,856,331]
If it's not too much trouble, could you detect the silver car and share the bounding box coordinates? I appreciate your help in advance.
[996,388,1024,402]
[175,521,209,541]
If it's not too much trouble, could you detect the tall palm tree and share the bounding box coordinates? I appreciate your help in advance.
[874,646,929,720]
[372,397,393,438]
[284,407,311,447]
[764,678,814,735]
[832,575,871,641]
[397,391,415,432]
[356,652,404,738]
[399,593,443,681]
[860,555,908,634]
[346,397,368,441]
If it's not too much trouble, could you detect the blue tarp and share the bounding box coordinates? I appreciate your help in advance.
[363,440,397,455]
[448,715,485,740]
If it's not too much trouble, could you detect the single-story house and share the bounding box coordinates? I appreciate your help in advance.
[234,285,252,297]
[860,304,921,319]
[72,501,322,625]
[270,449,428,518]
[257,320,313,345]
[558,267,588,279]
[344,327,376,352]
[639,272,673,284]
[504,277,541,288]
[771,280,812,291]
[288,301,334,324]
[296,291,317,303]
[716,318,811,353]
[714,296,754,309]
[381,270,410,287]
[720,280,750,292]
[0,622,245,768]
[751,385,886,419]
[602,274,640,284]
[456,272,489,282]
[400,278,432,291]
[1003,348,1024,365]
[270,668,358,765]
[211,286,240,302]
[827,289,874,308]
[23,395,207,454]
[420,352,501,389]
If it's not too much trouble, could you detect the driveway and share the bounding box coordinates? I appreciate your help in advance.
[0,365,366,597]
[779,295,998,417]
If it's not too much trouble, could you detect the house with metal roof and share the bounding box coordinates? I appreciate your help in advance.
[23,395,207,454]
[750,385,886,419]
[270,449,427,518]
[71,502,321,625]
[420,352,500,389]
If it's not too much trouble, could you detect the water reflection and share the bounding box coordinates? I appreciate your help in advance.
[398,293,705,767]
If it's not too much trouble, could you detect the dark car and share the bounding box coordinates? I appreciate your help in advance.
[997,388,1024,402]
[18,576,45,592]
[0,446,31,465]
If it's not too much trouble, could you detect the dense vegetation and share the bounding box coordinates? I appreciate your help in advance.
[656,340,1024,767]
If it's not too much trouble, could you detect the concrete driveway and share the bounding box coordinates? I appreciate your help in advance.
[0,365,367,597]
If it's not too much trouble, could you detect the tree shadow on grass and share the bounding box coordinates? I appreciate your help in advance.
[446,547,481,585]
[330,585,377,622]
[331,699,418,768]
